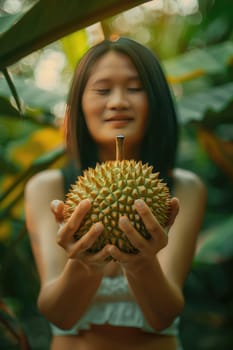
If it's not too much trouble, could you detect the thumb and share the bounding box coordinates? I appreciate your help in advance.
[50,199,65,224]
[167,197,179,229]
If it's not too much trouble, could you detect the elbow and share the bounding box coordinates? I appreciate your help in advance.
[152,318,178,333]
[50,320,75,331]
[37,293,76,330]
[37,291,46,316]
[51,320,76,331]
[173,291,185,318]
[150,293,185,332]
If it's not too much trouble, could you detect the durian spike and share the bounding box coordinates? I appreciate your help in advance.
[116,135,125,161]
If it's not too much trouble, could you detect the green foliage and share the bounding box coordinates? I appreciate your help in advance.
[177,81,233,125]
[195,216,233,263]
[0,0,232,349]
[0,0,147,69]
[61,29,89,69]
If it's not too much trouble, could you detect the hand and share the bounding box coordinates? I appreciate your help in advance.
[106,197,179,266]
[50,199,110,269]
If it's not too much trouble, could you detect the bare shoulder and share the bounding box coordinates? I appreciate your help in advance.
[171,168,207,242]
[25,169,64,200]
[25,169,65,232]
[173,168,206,196]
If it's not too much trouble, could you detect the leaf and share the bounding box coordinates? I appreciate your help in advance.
[195,216,233,264]
[7,127,63,169]
[177,82,233,125]
[0,13,24,34]
[0,96,19,117]
[0,1,38,34]
[0,298,30,350]
[0,75,65,113]
[1,68,23,115]
[0,0,148,69]
[165,41,233,83]
[0,147,65,233]
[61,29,89,69]
[197,127,233,181]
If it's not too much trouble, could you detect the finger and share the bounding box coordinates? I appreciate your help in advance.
[85,244,112,264]
[134,199,162,234]
[166,197,179,228]
[50,199,65,224]
[133,200,168,250]
[106,244,129,264]
[58,199,92,244]
[68,198,92,231]
[66,222,104,258]
[118,216,146,251]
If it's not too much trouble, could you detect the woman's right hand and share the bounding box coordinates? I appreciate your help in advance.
[50,199,110,269]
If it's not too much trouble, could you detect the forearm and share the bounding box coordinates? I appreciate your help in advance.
[124,257,184,331]
[38,259,103,329]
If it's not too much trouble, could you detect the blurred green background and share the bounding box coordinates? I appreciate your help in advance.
[0,0,232,349]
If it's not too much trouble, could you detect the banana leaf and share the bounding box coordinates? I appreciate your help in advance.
[0,0,148,70]
[61,29,89,69]
[164,41,233,83]
[0,75,65,118]
[0,146,65,218]
[195,216,233,264]
[0,298,30,349]
[0,0,37,33]
[177,82,233,125]
[1,68,23,115]
[0,96,20,118]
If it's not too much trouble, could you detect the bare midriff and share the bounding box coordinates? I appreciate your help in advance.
[50,324,178,350]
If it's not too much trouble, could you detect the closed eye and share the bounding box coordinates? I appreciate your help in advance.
[128,87,144,92]
[95,89,110,95]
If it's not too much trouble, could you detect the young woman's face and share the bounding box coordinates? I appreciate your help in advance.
[81,51,149,160]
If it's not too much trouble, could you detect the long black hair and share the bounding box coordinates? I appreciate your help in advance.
[65,37,179,184]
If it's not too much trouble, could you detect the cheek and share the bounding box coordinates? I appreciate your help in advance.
[81,95,103,141]
[82,99,96,132]
[138,96,149,125]
[82,94,103,120]
[82,94,92,118]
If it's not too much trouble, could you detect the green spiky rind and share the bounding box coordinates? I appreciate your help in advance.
[64,160,171,253]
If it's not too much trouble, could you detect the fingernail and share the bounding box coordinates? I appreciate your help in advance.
[134,199,144,209]
[80,198,92,208]
[94,222,103,233]
[51,199,61,211]
[120,216,128,223]
[119,216,129,228]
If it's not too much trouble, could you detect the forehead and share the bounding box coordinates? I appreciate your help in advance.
[87,51,139,82]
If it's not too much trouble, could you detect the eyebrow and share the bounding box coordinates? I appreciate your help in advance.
[91,76,142,86]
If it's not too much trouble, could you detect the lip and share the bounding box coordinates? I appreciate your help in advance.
[104,115,134,123]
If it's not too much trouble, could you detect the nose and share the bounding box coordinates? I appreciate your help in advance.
[107,88,129,110]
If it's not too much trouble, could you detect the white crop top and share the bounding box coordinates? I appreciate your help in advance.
[50,274,180,336]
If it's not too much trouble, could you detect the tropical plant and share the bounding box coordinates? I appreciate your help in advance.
[0,0,232,349]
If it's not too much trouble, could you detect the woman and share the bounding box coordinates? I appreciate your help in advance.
[25,37,207,350]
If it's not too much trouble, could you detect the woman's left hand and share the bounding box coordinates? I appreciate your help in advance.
[106,197,179,266]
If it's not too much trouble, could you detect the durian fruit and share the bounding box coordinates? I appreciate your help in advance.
[64,135,171,253]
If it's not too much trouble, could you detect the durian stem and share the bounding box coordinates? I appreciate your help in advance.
[116,135,125,161]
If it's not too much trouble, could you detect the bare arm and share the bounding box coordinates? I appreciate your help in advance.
[107,169,207,331]
[25,169,108,329]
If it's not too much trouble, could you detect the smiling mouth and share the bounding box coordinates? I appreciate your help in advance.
[105,119,133,128]
[105,117,134,123]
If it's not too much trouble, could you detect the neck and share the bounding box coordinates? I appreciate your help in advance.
[98,144,141,162]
